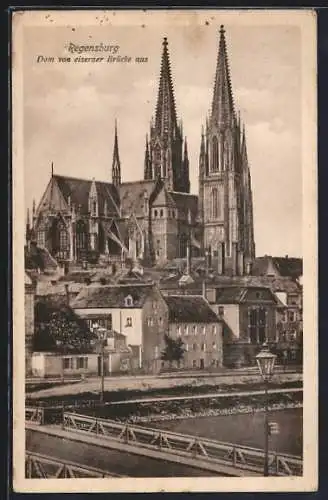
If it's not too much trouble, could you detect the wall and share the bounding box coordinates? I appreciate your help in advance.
[25,279,36,376]
[212,304,240,339]
[74,307,143,346]
[141,288,169,373]
[168,321,223,370]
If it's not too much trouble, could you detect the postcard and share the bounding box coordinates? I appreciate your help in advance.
[12,8,317,493]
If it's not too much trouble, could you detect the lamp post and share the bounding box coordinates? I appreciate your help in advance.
[92,323,107,404]
[255,342,277,477]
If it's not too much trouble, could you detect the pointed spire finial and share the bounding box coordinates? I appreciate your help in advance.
[112,119,121,186]
[51,162,54,177]
[32,199,36,217]
[163,36,168,47]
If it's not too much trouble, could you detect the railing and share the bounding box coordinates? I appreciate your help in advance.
[62,412,303,476]
[26,407,44,425]
[25,452,123,478]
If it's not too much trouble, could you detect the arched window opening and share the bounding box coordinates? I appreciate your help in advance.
[212,136,219,172]
[211,188,219,219]
[76,220,89,260]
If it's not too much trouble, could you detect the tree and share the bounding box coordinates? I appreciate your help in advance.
[161,334,186,369]
[34,302,96,354]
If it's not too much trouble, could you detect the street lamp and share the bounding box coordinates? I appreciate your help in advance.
[255,342,277,477]
[92,323,108,404]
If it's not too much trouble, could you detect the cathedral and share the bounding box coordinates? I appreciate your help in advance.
[27,26,256,275]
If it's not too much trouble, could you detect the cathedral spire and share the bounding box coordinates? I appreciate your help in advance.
[112,119,121,187]
[211,25,235,128]
[183,137,190,193]
[155,37,178,136]
[144,134,152,180]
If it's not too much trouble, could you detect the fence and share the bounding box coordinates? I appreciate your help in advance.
[62,412,302,476]
[25,452,123,478]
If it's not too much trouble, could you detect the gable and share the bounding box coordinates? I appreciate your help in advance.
[36,177,69,217]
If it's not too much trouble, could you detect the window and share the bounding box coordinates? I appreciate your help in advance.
[185,344,189,352]
[91,200,97,216]
[184,325,189,336]
[147,317,154,327]
[159,317,163,326]
[212,136,219,171]
[177,325,182,337]
[154,210,158,217]
[201,343,206,352]
[192,343,197,351]
[202,326,206,335]
[249,307,267,344]
[37,230,45,247]
[281,311,287,322]
[288,311,296,322]
[255,291,261,299]
[211,359,216,366]
[126,317,132,327]
[63,358,73,370]
[212,342,217,349]
[76,357,88,369]
[218,306,224,317]
[192,325,197,336]
[125,295,133,307]
[89,316,112,331]
[212,325,217,335]
[59,227,68,251]
[211,188,219,219]
[152,301,158,310]
[192,360,197,368]
[160,209,163,217]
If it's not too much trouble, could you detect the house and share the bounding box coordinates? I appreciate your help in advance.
[31,330,132,378]
[71,282,168,373]
[163,295,223,370]
[25,272,36,375]
[207,285,279,368]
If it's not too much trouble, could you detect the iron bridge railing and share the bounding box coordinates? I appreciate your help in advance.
[25,452,124,478]
[62,412,303,477]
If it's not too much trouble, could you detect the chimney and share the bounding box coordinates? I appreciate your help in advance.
[232,242,238,276]
[186,240,191,275]
[217,242,225,275]
[205,248,210,276]
[202,280,206,299]
[238,250,245,276]
[246,260,253,276]
[64,283,70,306]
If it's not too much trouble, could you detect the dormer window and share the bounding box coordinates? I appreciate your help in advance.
[124,295,133,307]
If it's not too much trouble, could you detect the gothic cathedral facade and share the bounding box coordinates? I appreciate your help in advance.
[27,26,255,275]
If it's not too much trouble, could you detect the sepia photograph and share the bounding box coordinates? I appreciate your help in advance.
[12,8,317,493]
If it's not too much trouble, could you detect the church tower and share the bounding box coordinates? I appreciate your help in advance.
[144,37,190,193]
[198,25,256,275]
[112,120,121,187]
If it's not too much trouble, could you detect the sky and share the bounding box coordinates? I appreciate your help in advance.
[21,11,303,257]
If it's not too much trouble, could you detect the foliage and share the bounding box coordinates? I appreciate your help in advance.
[161,334,186,366]
[33,301,96,354]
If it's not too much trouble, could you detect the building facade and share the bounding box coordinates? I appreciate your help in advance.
[27,26,255,274]
[207,285,279,367]
[25,272,36,375]
[164,295,223,370]
[71,283,169,373]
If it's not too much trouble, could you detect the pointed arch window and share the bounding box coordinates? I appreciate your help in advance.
[211,188,220,219]
[212,136,219,172]
[58,221,68,251]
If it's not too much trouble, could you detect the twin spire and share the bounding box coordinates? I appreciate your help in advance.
[112,26,241,190]
[211,25,235,128]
